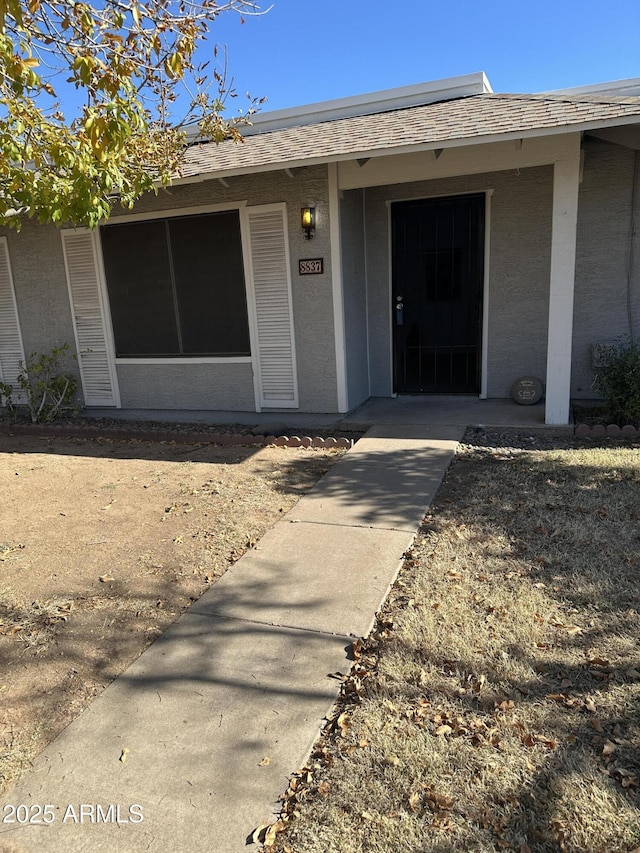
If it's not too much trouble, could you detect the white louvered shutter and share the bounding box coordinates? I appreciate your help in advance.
[0,237,26,398]
[246,205,298,408]
[62,230,119,407]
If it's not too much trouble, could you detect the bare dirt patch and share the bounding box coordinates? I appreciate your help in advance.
[268,433,640,853]
[0,434,344,794]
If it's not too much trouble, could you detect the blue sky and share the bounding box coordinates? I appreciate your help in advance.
[208,0,640,115]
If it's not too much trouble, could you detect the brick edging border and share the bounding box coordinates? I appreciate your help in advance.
[574,423,640,438]
[0,422,355,449]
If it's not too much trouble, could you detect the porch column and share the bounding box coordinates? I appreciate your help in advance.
[328,162,349,412]
[545,138,581,425]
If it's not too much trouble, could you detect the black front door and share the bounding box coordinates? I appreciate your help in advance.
[392,194,485,393]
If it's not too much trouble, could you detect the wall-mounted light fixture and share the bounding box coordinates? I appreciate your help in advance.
[301,206,316,240]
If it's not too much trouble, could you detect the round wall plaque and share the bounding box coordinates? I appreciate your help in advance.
[511,376,544,405]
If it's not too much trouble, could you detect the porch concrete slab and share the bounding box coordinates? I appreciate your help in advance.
[339,396,548,429]
[190,521,412,637]
[2,615,352,853]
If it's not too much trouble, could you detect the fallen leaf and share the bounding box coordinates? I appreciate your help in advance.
[585,697,597,712]
[250,819,288,846]
[602,739,617,756]
[99,575,115,583]
[533,734,558,749]
[407,791,421,813]
[611,768,639,788]
[337,712,350,737]
[258,757,271,767]
[328,671,348,682]
[435,725,453,736]
[119,747,129,763]
[317,781,330,797]
[473,674,487,693]
[250,822,270,845]
[429,792,454,810]
[383,755,400,766]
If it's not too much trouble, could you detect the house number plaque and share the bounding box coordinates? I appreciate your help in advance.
[299,258,323,275]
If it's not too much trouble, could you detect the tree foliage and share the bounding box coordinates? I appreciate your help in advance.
[0,0,262,227]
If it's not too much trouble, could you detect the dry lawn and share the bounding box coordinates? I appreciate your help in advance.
[0,433,344,796]
[269,435,640,853]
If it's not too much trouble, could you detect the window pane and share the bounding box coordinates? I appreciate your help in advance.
[169,212,250,356]
[101,220,179,356]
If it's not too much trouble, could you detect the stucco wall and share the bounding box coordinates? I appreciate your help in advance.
[117,362,255,410]
[363,167,553,398]
[572,141,640,399]
[340,189,369,410]
[0,218,81,387]
[1,165,339,413]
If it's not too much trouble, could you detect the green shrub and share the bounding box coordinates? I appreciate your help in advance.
[0,344,78,423]
[593,340,640,425]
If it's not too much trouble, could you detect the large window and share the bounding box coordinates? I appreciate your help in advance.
[101,210,251,357]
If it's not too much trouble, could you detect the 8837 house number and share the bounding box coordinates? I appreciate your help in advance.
[298,258,323,275]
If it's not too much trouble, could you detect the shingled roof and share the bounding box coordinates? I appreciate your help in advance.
[178,92,640,181]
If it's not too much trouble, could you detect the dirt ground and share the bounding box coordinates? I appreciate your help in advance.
[0,433,344,794]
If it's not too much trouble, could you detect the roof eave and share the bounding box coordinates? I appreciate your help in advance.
[170,112,640,187]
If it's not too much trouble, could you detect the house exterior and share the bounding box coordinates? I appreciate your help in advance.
[1,71,639,425]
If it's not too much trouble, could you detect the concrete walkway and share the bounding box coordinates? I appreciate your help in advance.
[2,422,464,852]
